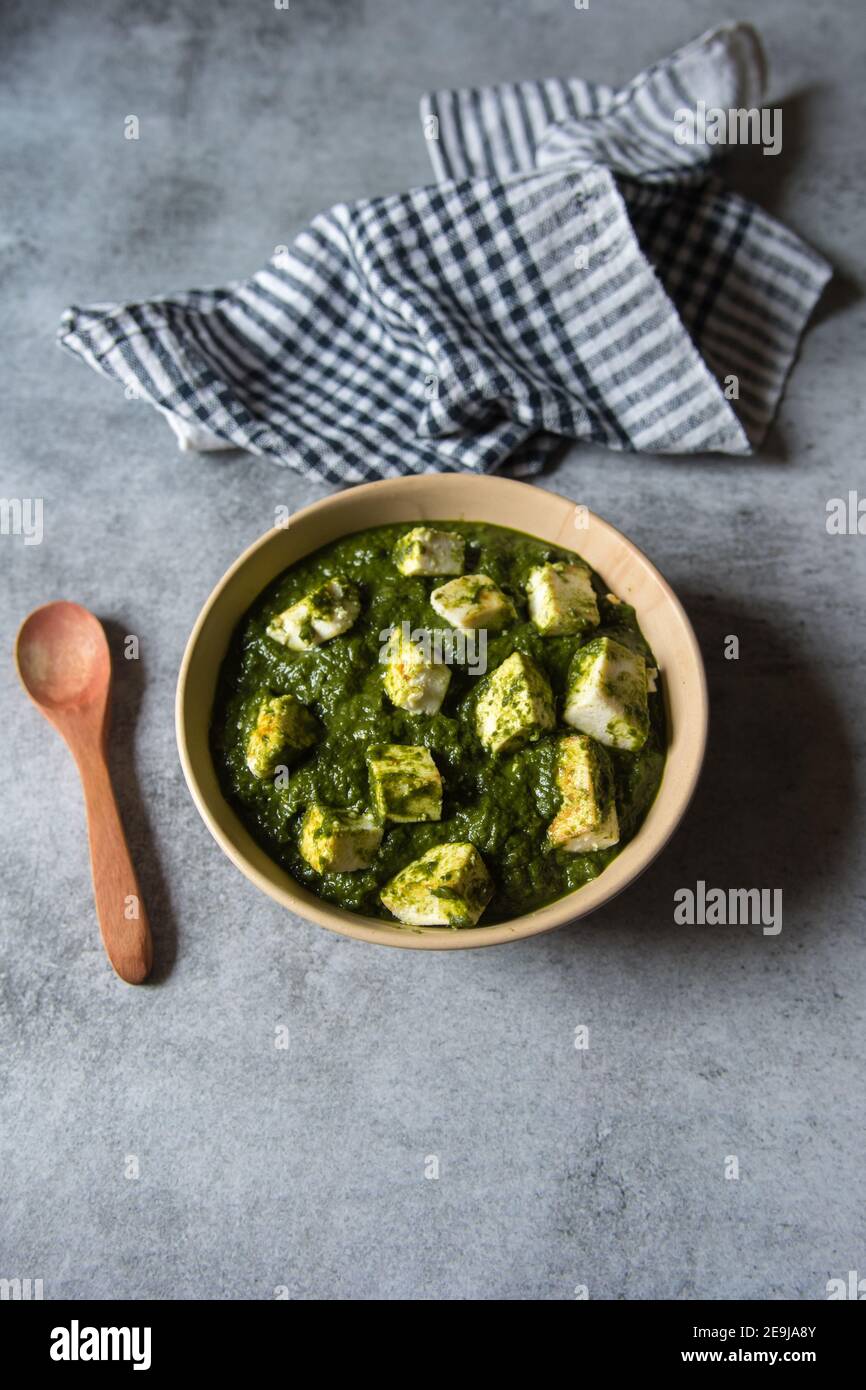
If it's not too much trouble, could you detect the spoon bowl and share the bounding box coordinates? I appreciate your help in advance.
[17,601,110,712]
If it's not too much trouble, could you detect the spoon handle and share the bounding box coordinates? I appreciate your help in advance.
[77,748,153,984]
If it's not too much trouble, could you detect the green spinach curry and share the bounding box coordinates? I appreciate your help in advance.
[210,521,666,926]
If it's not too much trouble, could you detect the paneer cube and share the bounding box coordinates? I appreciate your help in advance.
[299,804,383,874]
[563,636,649,751]
[547,735,620,852]
[245,693,318,778]
[394,526,464,577]
[380,842,494,928]
[430,574,515,633]
[367,744,443,822]
[266,575,360,651]
[526,561,600,637]
[475,651,555,755]
[382,629,450,715]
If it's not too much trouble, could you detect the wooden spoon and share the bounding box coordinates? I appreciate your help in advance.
[15,601,153,984]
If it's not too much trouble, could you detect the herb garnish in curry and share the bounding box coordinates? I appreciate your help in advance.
[210,522,666,927]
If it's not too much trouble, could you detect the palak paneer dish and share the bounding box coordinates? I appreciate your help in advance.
[211,521,666,928]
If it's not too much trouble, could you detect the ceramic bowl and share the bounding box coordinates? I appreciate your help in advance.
[176,475,707,948]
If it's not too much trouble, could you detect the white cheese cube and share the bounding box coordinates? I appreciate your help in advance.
[430,574,515,633]
[380,842,494,927]
[476,650,555,755]
[367,744,443,822]
[547,735,620,852]
[266,575,360,651]
[299,804,383,873]
[382,629,450,714]
[525,561,599,637]
[394,526,464,576]
[245,693,318,778]
[563,636,649,751]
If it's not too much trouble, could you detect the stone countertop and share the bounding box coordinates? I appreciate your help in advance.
[1,0,863,1299]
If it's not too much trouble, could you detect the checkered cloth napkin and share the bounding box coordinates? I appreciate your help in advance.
[58,22,830,484]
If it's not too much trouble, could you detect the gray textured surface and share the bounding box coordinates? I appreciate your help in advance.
[1,0,863,1301]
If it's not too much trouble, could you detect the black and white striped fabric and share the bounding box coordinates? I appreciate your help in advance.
[59,22,830,484]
